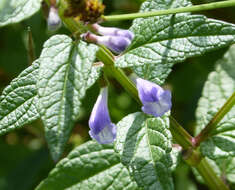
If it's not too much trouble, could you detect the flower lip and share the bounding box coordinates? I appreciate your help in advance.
[136,77,172,117]
[88,87,117,144]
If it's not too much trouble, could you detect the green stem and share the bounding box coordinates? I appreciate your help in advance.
[96,47,140,103]
[102,0,235,21]
[196,158,229,190]
[194,91,235,146]
[169,116,193,149]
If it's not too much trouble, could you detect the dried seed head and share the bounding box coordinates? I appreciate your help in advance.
[64,0,105,23]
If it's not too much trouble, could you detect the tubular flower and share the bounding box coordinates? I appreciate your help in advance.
[82,32,132,54]
[136,78,172,117]
[92,24,134,41]
[89,87,116,144]
[47,6,61,31]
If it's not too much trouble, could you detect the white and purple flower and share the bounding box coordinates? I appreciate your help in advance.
[47,6,61,31]
[92,24,134,41]
[82,24,134,54]
[89,87,116,144]
[136,78,172,117]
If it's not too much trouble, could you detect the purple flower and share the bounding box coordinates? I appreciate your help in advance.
[82,33,131,54]
[96,35,131,54]
[89,87,116,144]
[92,24,134,41]
[47,6,61,31]
[136,78,172,117]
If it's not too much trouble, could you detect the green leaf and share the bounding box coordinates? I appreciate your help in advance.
[195,44,235,159]
[115,112,174,190]
[0,0,41,27]
[36,141,139,190]
[194,45,235,185]
[37,35,100,161]
[0,61,40,135]
[116,0,235,84]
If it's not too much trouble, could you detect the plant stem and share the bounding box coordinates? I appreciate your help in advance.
[194,91,235,146]
[196,158,229,190]
[96,47,140,103]
[102,0,235,21]
[169,116,193,149]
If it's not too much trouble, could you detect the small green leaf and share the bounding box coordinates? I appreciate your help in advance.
[115,112,174,190]
[0,0,41,27]
[37,35,100,161]
[0,61,40,135]
[116,0,235,84]
[36,141,139,190]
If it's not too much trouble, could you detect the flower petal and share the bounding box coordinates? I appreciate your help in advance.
[89,87,111,134]
[89,123,116,144]
[97,36,131,54]
[136,78,172,117]
[47,6,61,31]
[93,24,134,40]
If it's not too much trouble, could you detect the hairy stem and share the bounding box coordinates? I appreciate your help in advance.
[102,0,235,21]
[194,91,235,146]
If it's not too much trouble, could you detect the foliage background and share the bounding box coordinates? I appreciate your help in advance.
[0,0,234,189]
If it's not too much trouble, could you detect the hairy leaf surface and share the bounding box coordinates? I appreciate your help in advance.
[115,112,174,190]
[196,44,235,159]
[116,0,235,84]
[37,35,100,161]
[0,0,41,27]
[195,45,235,184]
[36,141,139,190]
[0,61,40,135]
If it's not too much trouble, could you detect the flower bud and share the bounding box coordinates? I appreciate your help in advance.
[92,24,134,41]
[136,78,172,117]
[82,32,131,54]
[47,6,61,31]
[89,87,116,144]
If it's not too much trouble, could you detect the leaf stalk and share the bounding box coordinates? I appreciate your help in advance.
[102,0,235,21]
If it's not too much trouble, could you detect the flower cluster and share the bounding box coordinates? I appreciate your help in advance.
[89,77,172,144]
[82,24,134,54]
